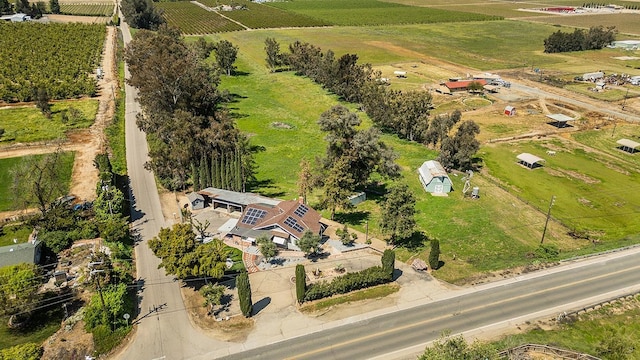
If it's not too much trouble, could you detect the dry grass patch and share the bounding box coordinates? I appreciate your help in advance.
[181,286,253,342]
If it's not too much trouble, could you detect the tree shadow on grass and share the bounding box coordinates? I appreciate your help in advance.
[396,231,429,251]
[333,211,370,226]
[248,179,286,198]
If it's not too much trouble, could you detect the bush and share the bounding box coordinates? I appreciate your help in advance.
[535,244,560,260]
[38,230,73,253]
[0,342,42,360]
[303,266,391,302]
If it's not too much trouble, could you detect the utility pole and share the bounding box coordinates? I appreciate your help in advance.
[365,221,369,244]
[540,195,556,244]
[92,270,107,311]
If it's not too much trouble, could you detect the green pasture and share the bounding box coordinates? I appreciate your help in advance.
[524,13,640,36]
[482,139,640,241]
[268,0,501,26]
[59,4,114,16]
[571,125,640,169]
[564,83,631,101]
[0,99,98,145]
[0,152,75,212]
[214,20,563,71]
[217,48,578,284]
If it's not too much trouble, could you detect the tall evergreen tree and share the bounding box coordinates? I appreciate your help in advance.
[295,264,306,303]
[199,156,207,189]
[297,158,313,205]
[191,162,199,191]
[429,239,441,270]
[381,249,395,279]
[0,0,12,15]
[49,0,60,13]
[237,272,253,317]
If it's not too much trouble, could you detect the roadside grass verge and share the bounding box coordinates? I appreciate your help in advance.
[0,304,64,350]
[0,99,99,145]
[268,0,501,26]
[105,37,127,176]
[0,152,75,212]
[299,283,400,313]
[495,297,640,358]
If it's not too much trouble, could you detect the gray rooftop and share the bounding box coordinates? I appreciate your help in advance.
[0,241,40,268]
[200,188,279,207]
[617,139,640,149]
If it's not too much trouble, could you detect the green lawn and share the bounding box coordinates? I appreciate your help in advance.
[0,306,64,351]
[0,99,99,145]
[0,152,75,212]
[0,223,32,246]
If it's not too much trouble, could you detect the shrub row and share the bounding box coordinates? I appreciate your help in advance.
[304,266,391,302]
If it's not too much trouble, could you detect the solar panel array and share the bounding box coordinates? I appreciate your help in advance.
[283,216,304,233]
[293,204,309,218]
[241,208,267,225]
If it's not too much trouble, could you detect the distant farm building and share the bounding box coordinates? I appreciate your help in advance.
[418,160,453,195]
[582,72,604,81]
[472,72,502,82]
[617,139,640,153]
[348,192,366,206]
[543,7,575,12]
[517,153,545,169]
[394,71,407,78]
[610,40,640,50]
[443,79,487,92]
[504,106,516,116]
[0,13,31,22]
[546,113,574,128]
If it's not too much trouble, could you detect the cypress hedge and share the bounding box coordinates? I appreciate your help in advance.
[295,264,306,304]
[237,271,253,317]
[382,249,395,278]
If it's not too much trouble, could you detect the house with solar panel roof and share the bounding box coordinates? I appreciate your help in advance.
[229,199,327,251]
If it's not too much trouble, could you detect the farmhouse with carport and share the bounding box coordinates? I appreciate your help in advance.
[228,200,327,251]
[196,187,279,213]
[517,153,545,169]
[442,79,487,92]
[617,139,640,153]
[418,160,453,195]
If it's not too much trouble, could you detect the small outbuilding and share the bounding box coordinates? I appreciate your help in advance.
[617,139,640,153]
[517,153,545,169]
[504,106,516,116]
[0,240,42,268]
[546,113,574,128]
[187,192,205,210]
[418,160,453,194]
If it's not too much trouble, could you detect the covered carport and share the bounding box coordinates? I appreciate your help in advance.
[517,153,545,169]
[617,139,640,153]
[546,113,574,128]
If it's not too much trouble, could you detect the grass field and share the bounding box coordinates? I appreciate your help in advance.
[0,223,32,246]
[59,3,114,16]
[216,47,578,284]
[0,99,99,145]
[523,13,640,36]
[196,0,330,29]
[482,138,640,241]
[156,2,244,34]
[268,0,501,26]
[496,298,640,358]
[0,152,75,212]
[0,306,64,351]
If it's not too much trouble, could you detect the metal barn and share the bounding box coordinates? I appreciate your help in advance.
[418,160,453,194]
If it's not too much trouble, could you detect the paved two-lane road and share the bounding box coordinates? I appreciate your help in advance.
[215,249,640,360]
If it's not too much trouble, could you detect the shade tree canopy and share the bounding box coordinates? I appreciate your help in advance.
[381,183,416,244]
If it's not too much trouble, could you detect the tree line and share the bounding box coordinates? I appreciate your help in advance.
[543,26,616,53]
[125,26,255,190]
[265,38,480,172]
